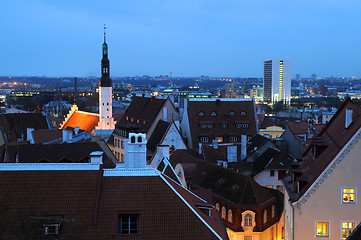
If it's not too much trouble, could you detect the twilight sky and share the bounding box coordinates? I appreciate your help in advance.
[1,0,360,78]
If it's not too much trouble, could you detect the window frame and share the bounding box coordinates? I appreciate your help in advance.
[340,220,356,240]
[315,221,330,238]
[341,187,357,204]
[117,214,140,235]
[242,210,256,228]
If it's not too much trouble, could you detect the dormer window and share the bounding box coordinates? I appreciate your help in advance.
[242,210,256,228]
[228,209,233,223]
[230,111,235,116]
[211,111,217,116]
[241,111,247,116]
[44,224,60,235]
[263,210,268,224]
[199,112,205,116]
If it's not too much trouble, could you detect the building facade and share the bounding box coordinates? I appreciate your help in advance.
[263,60,291,105]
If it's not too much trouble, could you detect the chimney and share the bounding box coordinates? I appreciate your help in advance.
[152,145,170,168]
[62,129,73,143]
[198,143,203,155]
[89,151,103,164]
[345,109,353,128]
[227,145,237,162]
[74,77,77,92]
[212,139,218,149]
[124,133,147,168]
[74,126,80,135]
[26,128,34,144]
[241,135,247,160]
[163,107,168,122]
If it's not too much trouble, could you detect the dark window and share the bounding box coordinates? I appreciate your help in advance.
[230,111,235,116]
[137,136,142,142]
[211,111,217,116]
[131,136,136,143]
[119,216,139,234]
[199,112,205,116]
[270,170,275,176]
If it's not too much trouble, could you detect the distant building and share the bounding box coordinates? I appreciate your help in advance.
[263,60,291,105]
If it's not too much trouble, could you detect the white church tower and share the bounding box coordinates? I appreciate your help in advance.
[96,26,116,130]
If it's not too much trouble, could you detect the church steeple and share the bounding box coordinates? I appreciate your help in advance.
[99,24,112,87]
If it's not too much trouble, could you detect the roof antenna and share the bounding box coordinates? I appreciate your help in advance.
[103,24,106,43]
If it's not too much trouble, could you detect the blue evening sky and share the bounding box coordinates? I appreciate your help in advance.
[1,0,360,78]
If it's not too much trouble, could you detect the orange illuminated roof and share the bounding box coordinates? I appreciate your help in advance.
[62,111,99,132]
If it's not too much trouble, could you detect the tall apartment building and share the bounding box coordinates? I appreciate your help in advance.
[263,60,291,105]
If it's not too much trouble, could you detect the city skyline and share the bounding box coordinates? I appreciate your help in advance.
[1,0,361,78]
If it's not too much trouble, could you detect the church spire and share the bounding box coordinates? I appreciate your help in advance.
[99,25,111,87]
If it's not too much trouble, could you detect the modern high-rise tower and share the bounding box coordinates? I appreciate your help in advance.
[96,28,116,130]
[263,60,291,105]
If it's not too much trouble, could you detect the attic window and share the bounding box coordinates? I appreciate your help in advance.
[211,111,217,116]
[44,224,60,235]
[345,109,353,128]
[199,112,205,116]
[241,111,247,116]
[230,111,235,116]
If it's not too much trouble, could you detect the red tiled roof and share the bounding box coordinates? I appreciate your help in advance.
[118,96,167,133]
[286,121,308,135]
[32,129,63,144]
[0,169,228,239]
[186,99,258,148]
[0,113,49,142]
[62,111,99,132]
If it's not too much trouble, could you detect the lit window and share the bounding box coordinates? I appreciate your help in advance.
[244,214,253,226]
[277,185,283,193]
[215,203,220,212]
[119,215,139,234]
[341,221,355,239]
[263,210,267,224]
[316,221,329,237]
[271,205,275,218]
[342,187,356,204]
[228,209,233,223]
[244,236,252,240]
[267,185,273,189]
[221,207,226,219]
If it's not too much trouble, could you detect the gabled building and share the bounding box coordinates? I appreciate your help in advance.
[0,133,228,240]
[0,113,50,146]
[147,120,187,158]
[283,98,361,240]
[111,96,179,161]
[167,149,284,240]
[180,98,258,150]
[280,120,323,158]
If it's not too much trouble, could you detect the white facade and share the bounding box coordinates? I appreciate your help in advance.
[263,60,291,105]
[96,86,116,130]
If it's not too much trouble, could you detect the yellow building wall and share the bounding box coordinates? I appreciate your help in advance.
[259,126,285,139]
